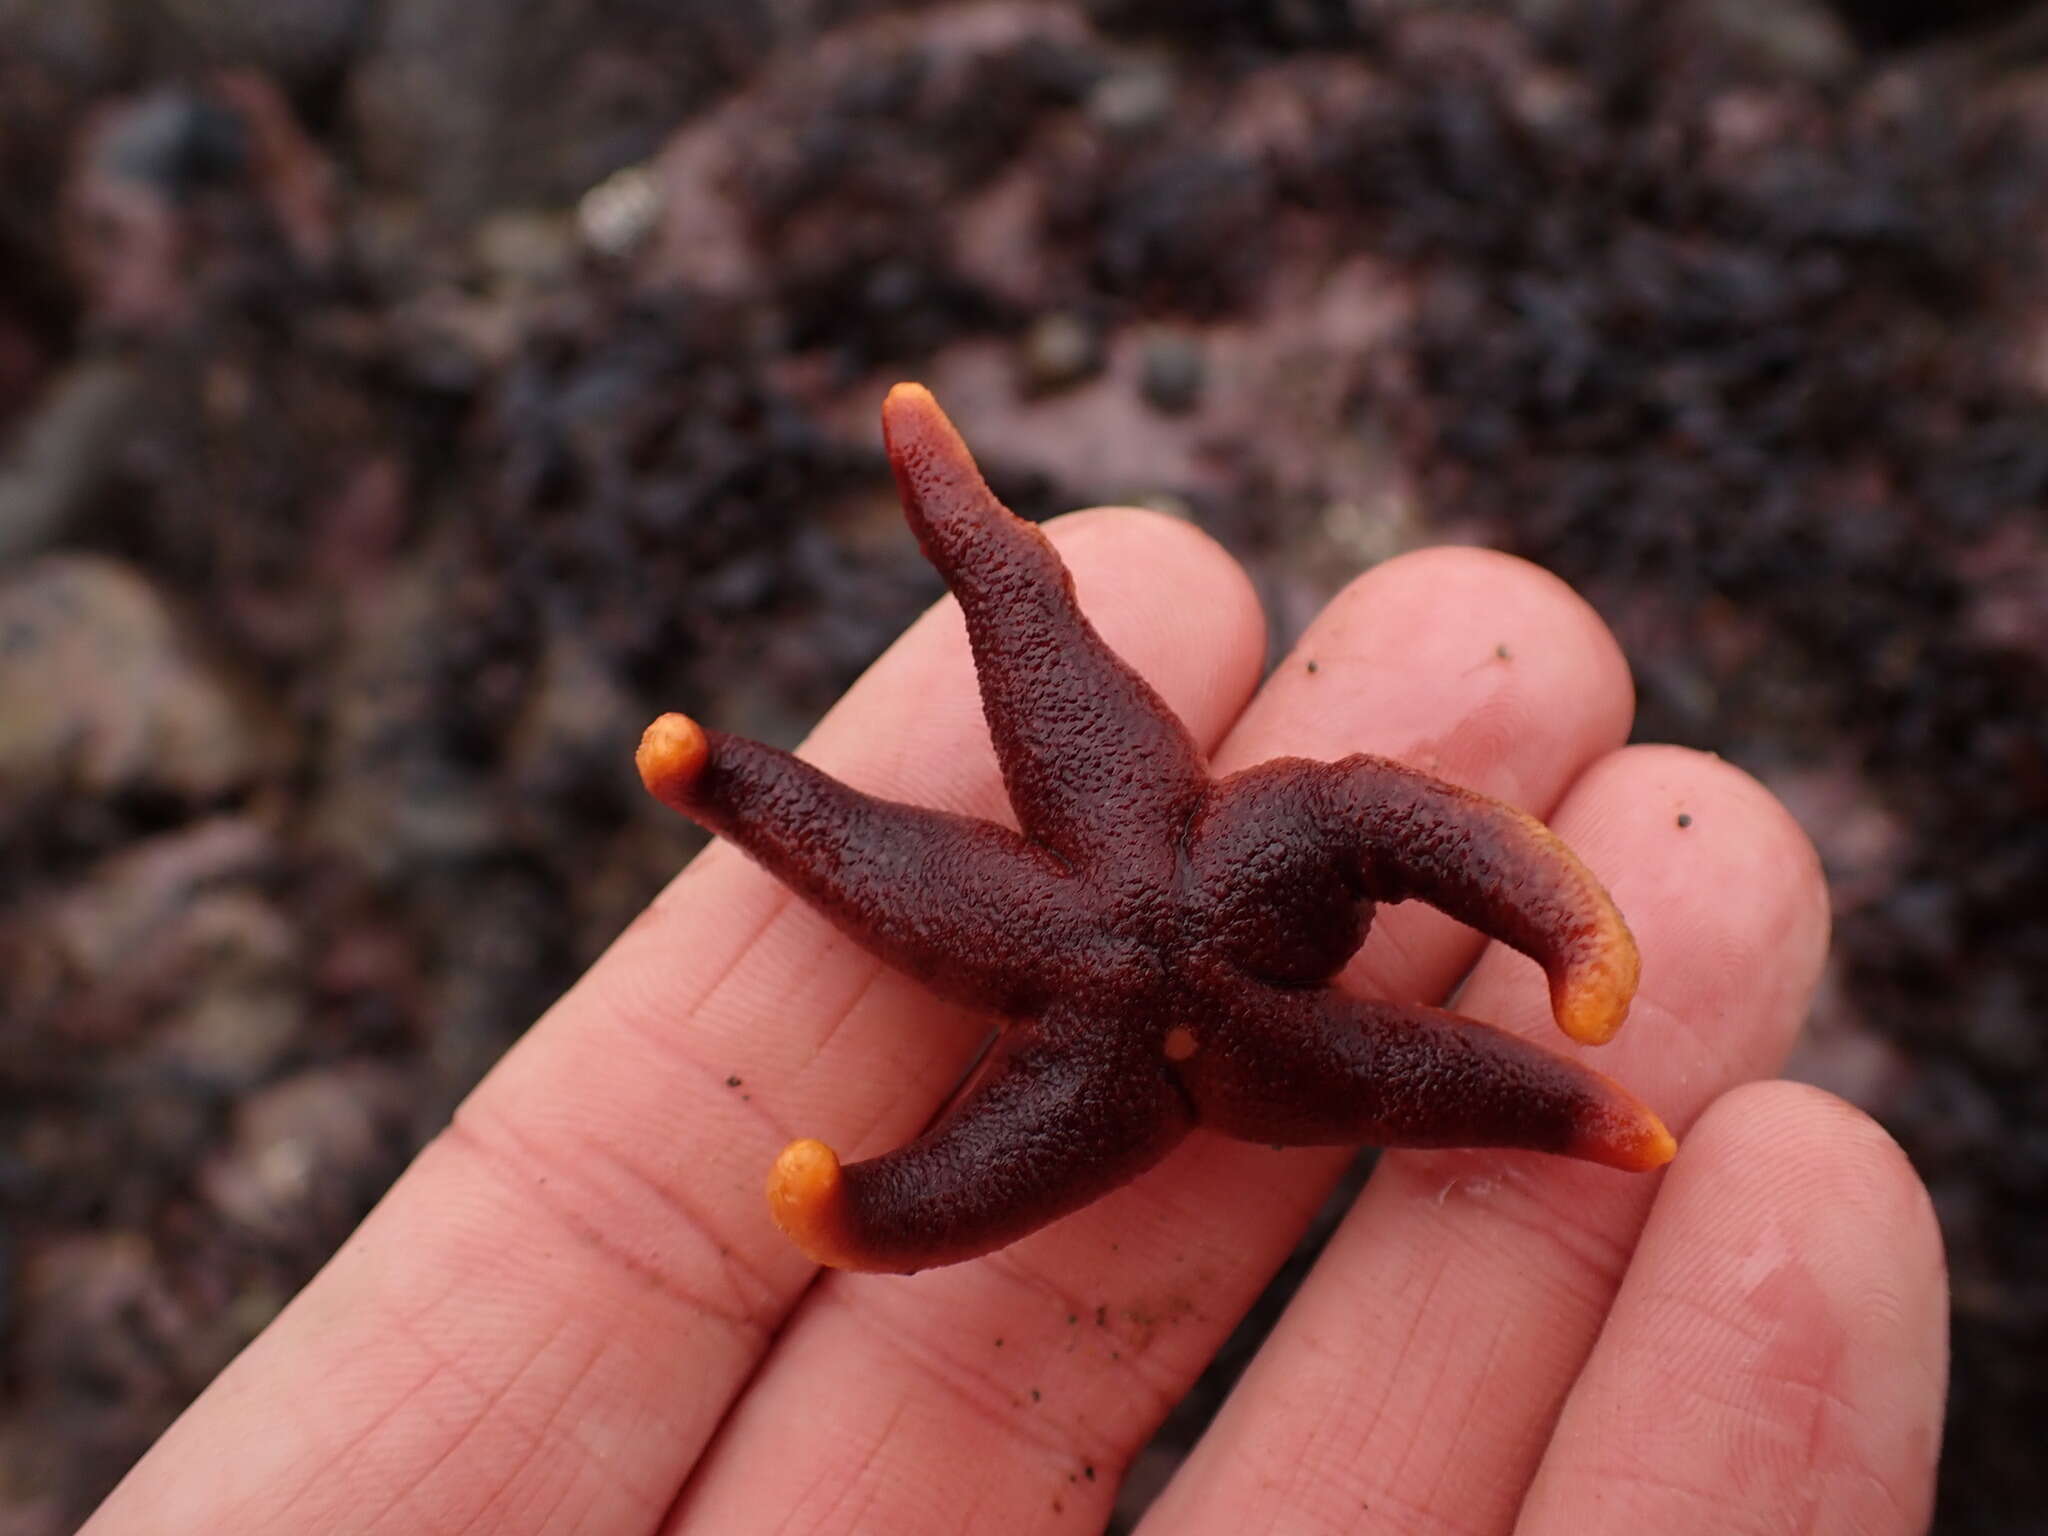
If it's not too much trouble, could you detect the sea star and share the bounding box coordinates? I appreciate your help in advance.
[637,384,1673,1274]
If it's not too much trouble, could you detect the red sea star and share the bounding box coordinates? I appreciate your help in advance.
[637,384,1674,1274]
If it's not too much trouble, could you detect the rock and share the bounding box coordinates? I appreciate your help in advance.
[1020,310,1105,395]
[350,0,771,225]
[45,817,273,988]
[1087,66,1174,139]
[645,3,1103,300]
[62,88,243,336]
[1139,328,1205,415]
[0,357,143,561]
[146,891,305,1089]
[0,309,44,432]
[0,1417,65,1533]
[61,77,336,337]
[0,556,277,810]
[311,553,503,879]
[15,1231,172,1400]
[199,1063,410,1239]
[0,0,129,87]
[1697,0,1857,79]
[418,862,567,1113]
[506,622,639,811]
[1782,954,1912,1113]
[209,71,339,268]
[576,162,661,260]
[948,164,1050,310]
[474,207,576,294]
[15,818,305,1084]
[153,0,370,91]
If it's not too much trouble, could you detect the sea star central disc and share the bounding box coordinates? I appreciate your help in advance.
[638,383,1671,1274]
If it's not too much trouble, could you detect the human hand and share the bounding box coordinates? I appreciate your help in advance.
[82,518,1946,1534]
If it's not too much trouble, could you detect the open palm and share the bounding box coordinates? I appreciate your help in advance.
[83,519,1946,1535]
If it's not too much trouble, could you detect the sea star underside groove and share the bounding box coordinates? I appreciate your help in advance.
[637,383,1672,1275]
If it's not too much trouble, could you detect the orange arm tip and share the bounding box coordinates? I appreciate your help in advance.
[883,380,937,412]
[1569,1099,1678,1172]
[767,1138,869,1271]
[1550,929,1643,1047]
[637,712,709,808]
[881,381,971,461]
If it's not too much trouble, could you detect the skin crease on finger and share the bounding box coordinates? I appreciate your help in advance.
[77,507,1268,1536]
[666,548,1644,1533]
[1135,746,1832,1536]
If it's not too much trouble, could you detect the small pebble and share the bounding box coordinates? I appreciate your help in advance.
[1139,330,1205,416]
[1086,69,1174,139]
[1020,311,1103,395]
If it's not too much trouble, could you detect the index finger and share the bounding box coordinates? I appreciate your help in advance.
[80,507,1266,1536]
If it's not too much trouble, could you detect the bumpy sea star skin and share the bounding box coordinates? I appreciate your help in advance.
[637,383,1673,1274]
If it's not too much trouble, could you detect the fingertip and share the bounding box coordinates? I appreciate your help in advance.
[1523,1078,1946,1535]
[1651,1080,1949,1446]
[1046,503,1259,616]
[1680,1080,1942,1278]
[1361,546,1636,748]
[1522,744,1833,1122]
[1236,544,1635,785]
[1580,743,1832,1024]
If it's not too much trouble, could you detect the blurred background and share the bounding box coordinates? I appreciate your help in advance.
[1,0,2044,1530]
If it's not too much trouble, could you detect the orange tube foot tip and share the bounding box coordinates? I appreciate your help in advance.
[1574,1108,1677,1172]
[884,380,937,413]
[1552,947,1642,1047]
[637,713,708,805]
[767,1138,858,1269]
[880,382,968,463]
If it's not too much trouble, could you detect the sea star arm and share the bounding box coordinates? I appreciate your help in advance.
[1191,755,1640,1045]
[1178,980,1674,1170]
[635,383,1671,1271]
[880,384,1209,868]
[766,1018,1195,1272]
[637,714,1079,1013]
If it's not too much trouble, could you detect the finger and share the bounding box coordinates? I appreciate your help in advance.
[1139,746,1829,1536]
[80,508,1265,1536]
[670,548,1634,1534]
[1519,1081,1947,1536]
